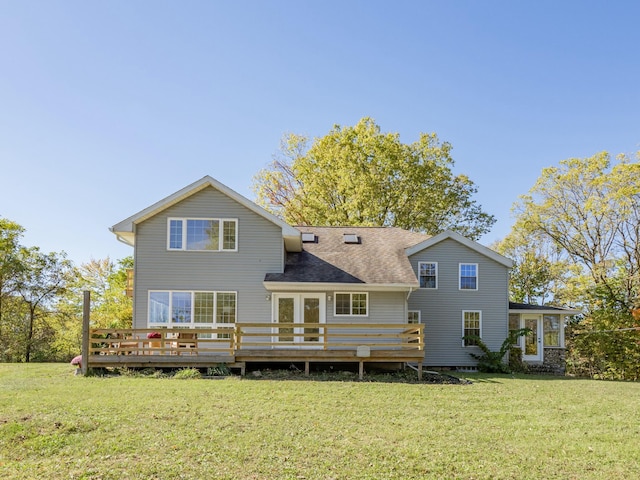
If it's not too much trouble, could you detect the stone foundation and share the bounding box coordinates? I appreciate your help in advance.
[526,348,566,375]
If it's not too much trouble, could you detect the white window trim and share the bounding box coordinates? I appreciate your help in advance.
[334,292,369,317]
[167,218,238,252]
[462,310,482,347]
[459,263,479,291]
[543,314,564,348]
[148,290,237,333]
[418,261,438,289]
[408,310,421,324]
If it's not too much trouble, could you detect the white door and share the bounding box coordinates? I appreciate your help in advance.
[522,315,543,362]
[273,293,325,347]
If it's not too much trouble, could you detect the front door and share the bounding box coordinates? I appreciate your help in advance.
[273,293,325,347]
[522,315,543,362]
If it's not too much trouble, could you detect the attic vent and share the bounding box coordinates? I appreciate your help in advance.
[301,232,316,243]
[343,233,360,244]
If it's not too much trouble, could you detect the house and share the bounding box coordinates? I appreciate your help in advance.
[101,175,575,374]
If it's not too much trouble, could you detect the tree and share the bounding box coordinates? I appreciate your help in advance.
[15,247,72,362]
[514,151,640,311]
[0,218,25,342]
[493,227,575,305]
[511,151,640,379]
[253,118,495,240]
[53,256,133,358]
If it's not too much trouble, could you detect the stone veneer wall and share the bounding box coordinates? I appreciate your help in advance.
[526,348,566,375]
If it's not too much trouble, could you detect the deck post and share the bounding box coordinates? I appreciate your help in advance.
[304,361,310,376]
[81,290,90,375]
[417,363,423,381]
[358,361,364,380]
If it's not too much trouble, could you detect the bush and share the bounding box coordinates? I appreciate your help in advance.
[463,328,530,373]
[173,368,202,379]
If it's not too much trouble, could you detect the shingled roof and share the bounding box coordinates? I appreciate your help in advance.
[264,226,430,287]
[509,302,581,314]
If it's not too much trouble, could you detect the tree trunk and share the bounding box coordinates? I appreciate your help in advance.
[25,307,35,363]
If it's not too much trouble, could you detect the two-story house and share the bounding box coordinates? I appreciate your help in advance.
[104,175,575,374]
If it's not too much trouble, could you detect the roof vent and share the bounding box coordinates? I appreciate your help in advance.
[343,233,360,244]
[301,232,316,243]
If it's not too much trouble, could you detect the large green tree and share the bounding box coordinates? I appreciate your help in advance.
[253,118,495,240]
[53,257,134,359]
[0,218,25,341]
[15,247,72,362]
[514,151,640,312]
[509,151,640,379]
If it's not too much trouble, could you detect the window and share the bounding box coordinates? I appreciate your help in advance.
[149,291,237,334]
[418,262,437,289]
[463,310,481,346]
[168,218,237,251]
[543,314,561,347]
[408,311,421,324]
[343,234,360,244]
[335,292,368,316]
[459,263,478,290]
[509,313,521,345]
[301,232,316,243]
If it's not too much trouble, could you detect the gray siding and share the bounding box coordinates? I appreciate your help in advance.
[408,238,509,367]
[325,291,406,324]
[133,186,284,328]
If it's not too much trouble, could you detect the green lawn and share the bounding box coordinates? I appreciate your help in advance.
[1,364,639,479]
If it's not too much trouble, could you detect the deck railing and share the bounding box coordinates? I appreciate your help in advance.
[88,323,423,356]
[89,328,236,356]
[236,322,423,350]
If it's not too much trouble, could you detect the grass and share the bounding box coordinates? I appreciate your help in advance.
[1,364,639,479]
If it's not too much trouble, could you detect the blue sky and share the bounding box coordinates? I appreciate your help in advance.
[1,1,638,265]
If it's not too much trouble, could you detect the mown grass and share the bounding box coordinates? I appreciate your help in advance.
[1,364,639,479]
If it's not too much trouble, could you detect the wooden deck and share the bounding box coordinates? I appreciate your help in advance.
[85,323,425,379]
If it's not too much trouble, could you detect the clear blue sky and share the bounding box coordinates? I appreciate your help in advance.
[1,1,638,265]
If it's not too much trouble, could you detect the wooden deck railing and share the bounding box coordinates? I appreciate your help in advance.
[236,322,424,350]
[88,323,423,356]
[89,328,235,356]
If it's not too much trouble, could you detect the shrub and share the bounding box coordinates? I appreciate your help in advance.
[173,368,202,379]
[463,328,530,373]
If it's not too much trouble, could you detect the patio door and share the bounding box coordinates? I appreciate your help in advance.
[273,293,325,347]
[522,315,543,362]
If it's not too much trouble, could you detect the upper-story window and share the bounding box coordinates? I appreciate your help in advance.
[168,218,238,251]
[418,262,437,289]
[459,263,478,290]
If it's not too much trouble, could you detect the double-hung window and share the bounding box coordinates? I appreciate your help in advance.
[148,291,237,336]
[463,310,481,346]
[459,263,478,290]
[334,293,368,316]
[168,218,237,251]
[543,314,561,347]
[418,262,437,289]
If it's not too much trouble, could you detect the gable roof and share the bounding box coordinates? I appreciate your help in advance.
[264,226,430,290]
[110,175,302,252]
[405,230,513,268]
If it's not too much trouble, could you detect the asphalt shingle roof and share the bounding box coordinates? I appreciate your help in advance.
[264,226,430,285]
[509,302,579,312]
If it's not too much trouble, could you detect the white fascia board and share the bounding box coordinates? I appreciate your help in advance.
[405,230,514,268]
[110,175,302,251]
[263,282,418,292]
